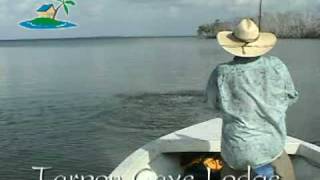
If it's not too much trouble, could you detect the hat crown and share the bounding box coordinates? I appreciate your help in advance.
[233,18,259,42]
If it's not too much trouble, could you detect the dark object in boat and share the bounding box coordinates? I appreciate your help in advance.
[181,153,222,180]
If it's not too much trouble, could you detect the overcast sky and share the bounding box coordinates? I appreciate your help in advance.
[0,0,319,39]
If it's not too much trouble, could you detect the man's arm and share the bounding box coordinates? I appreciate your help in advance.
[283,66,299,106]
[205,67,221,111]
[275,60,299,106]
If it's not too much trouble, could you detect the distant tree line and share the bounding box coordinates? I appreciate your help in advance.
[197,12,320,39]
[197,19,232,38]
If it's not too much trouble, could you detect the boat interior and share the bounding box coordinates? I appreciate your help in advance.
[111,119,320,180]
[147,152,319,180]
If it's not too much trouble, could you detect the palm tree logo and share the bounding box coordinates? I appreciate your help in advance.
[20,0,77,29]
[53,0,76,19]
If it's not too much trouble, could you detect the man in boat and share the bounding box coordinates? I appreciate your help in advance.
[206,18,299,179]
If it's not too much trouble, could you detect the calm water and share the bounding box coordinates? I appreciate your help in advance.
[0,37,319,179]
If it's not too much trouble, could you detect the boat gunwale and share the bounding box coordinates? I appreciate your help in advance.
[110,118,320,178]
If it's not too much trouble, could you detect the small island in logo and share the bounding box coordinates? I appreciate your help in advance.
[20,0,77,29]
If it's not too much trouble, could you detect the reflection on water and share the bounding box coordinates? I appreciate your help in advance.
[0,37,319,179]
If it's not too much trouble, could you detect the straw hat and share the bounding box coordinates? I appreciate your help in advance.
[217,18,277,57]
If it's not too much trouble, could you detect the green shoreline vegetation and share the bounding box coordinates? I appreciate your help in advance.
[198,12,320,39]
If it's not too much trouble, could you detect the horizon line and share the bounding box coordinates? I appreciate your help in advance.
[0,35,198,42]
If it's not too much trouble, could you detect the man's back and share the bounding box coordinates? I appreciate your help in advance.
[206,56,299,170]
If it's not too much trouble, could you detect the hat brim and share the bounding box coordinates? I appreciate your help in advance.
[217,31,277,57]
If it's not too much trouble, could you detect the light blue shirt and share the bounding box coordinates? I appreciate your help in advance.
[206,56,299,170]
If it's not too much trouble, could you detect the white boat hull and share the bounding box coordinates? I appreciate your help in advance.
[111,118,320,180]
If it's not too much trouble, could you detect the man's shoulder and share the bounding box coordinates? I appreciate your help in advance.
[214,56,287,72]
[212,64,228,78]
[262,56,285,67]
[214,61,233,73]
